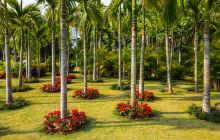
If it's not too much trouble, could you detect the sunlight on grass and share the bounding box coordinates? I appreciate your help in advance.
[0,74,220,140]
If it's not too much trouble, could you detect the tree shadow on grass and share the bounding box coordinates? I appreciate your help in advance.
[0,126,43,137]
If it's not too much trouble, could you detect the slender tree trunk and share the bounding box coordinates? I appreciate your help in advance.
[18,26,24,88]
[67,25,70,75]
[202,19,211,112]
[52,9,56,86]
[118,5,122,89]
[75,26,78,67]
[26,36,28,79]
[131,0,137,107]
[165,29,173,94]
[93,29,97,81]
[60,0,67,119]
[194,23,199,93]
[27,29,31,81]
[83,29,87,93]
[139,7,146,95]
[178,37,182,65]
[5,28,13,104]
[13,36,17,62]
[38,45,41,78]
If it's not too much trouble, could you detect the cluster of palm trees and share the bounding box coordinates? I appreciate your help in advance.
[0,0,219,120]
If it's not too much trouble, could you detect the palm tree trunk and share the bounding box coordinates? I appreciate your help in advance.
[75,26,78,67]
[118,5,122,89]
[139,7,146,95]
[18,26,24,88]
[84,29,87,93]
[38,45,41,78]
[202,19,211,112]
[178,37,182,65]
[131,0,137,107]
[165,29,173,94]
[26,36,28,79]
[60,0,67,119]
[5,28,13,104]
[66,25,70,75]
[194,23,199,93]
[27,29,31,81]
[13,36,17,62]
[93,29,97,81]
[51,9,56,86]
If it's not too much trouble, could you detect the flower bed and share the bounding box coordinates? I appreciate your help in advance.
[0,71,6,79]
[136,90,156,101]
[73,88,100,99]
[67,74,75,79]
[41,84,60,93]
[43,109,86,134]
[12,85,33,92]
[115,101,153,119]
[0,97,28,110]
[188,104,220,123]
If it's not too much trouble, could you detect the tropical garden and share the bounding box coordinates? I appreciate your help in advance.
[0,0,220,139]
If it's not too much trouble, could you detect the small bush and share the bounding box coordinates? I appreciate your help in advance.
[56,70,60,76]
[73,88,100,99]
[31,64,48,77]
[0,97,28,110]
[12,85,33,92]
[89,79,104,83]
[0,71,6,79]
[115,100,154,119]
[24,77,39,83]
[111,83,130,90]
[41,84,60,93]
[187,104,220,123]
[136,89,156,101]
[43,109,86,134]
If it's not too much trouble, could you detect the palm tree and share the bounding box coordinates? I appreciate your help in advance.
[131,0,137,107]
[38,0,58,86]
[202,0,215,113]
[107,0,124,89]
[60,0,67,119]
[159,0,179,94]
[0,0,13,104]
[8,0,40,88]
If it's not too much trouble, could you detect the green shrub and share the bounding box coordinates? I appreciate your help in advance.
[187,104,220,123]
[89,79,104,83]
[12,85,33,92]
[111,82,130,90]
[0,97,28,110]
[24,77,40,83]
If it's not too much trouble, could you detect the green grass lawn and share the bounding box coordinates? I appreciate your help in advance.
[0,73,220,140]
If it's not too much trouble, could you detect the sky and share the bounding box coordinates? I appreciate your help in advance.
[23,0,111,6]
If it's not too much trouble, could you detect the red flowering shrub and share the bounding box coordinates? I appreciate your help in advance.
[41,84,60,93]
[43,109,86,134]
[115,100,153,119]
[55,74,75,84]
[67,74,75,79]
[56,70,60,76]
[73,88,100,99]
[136,89,156,101]
[0,71,6,79]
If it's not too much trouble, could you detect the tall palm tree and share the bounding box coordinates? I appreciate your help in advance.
[159,0,179,94]
[0,0,13,104]
[8,0,40,88]
[60,0,67,119]
[38,0,58,86]
[131,0,137,107]
[202,0,215,112]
